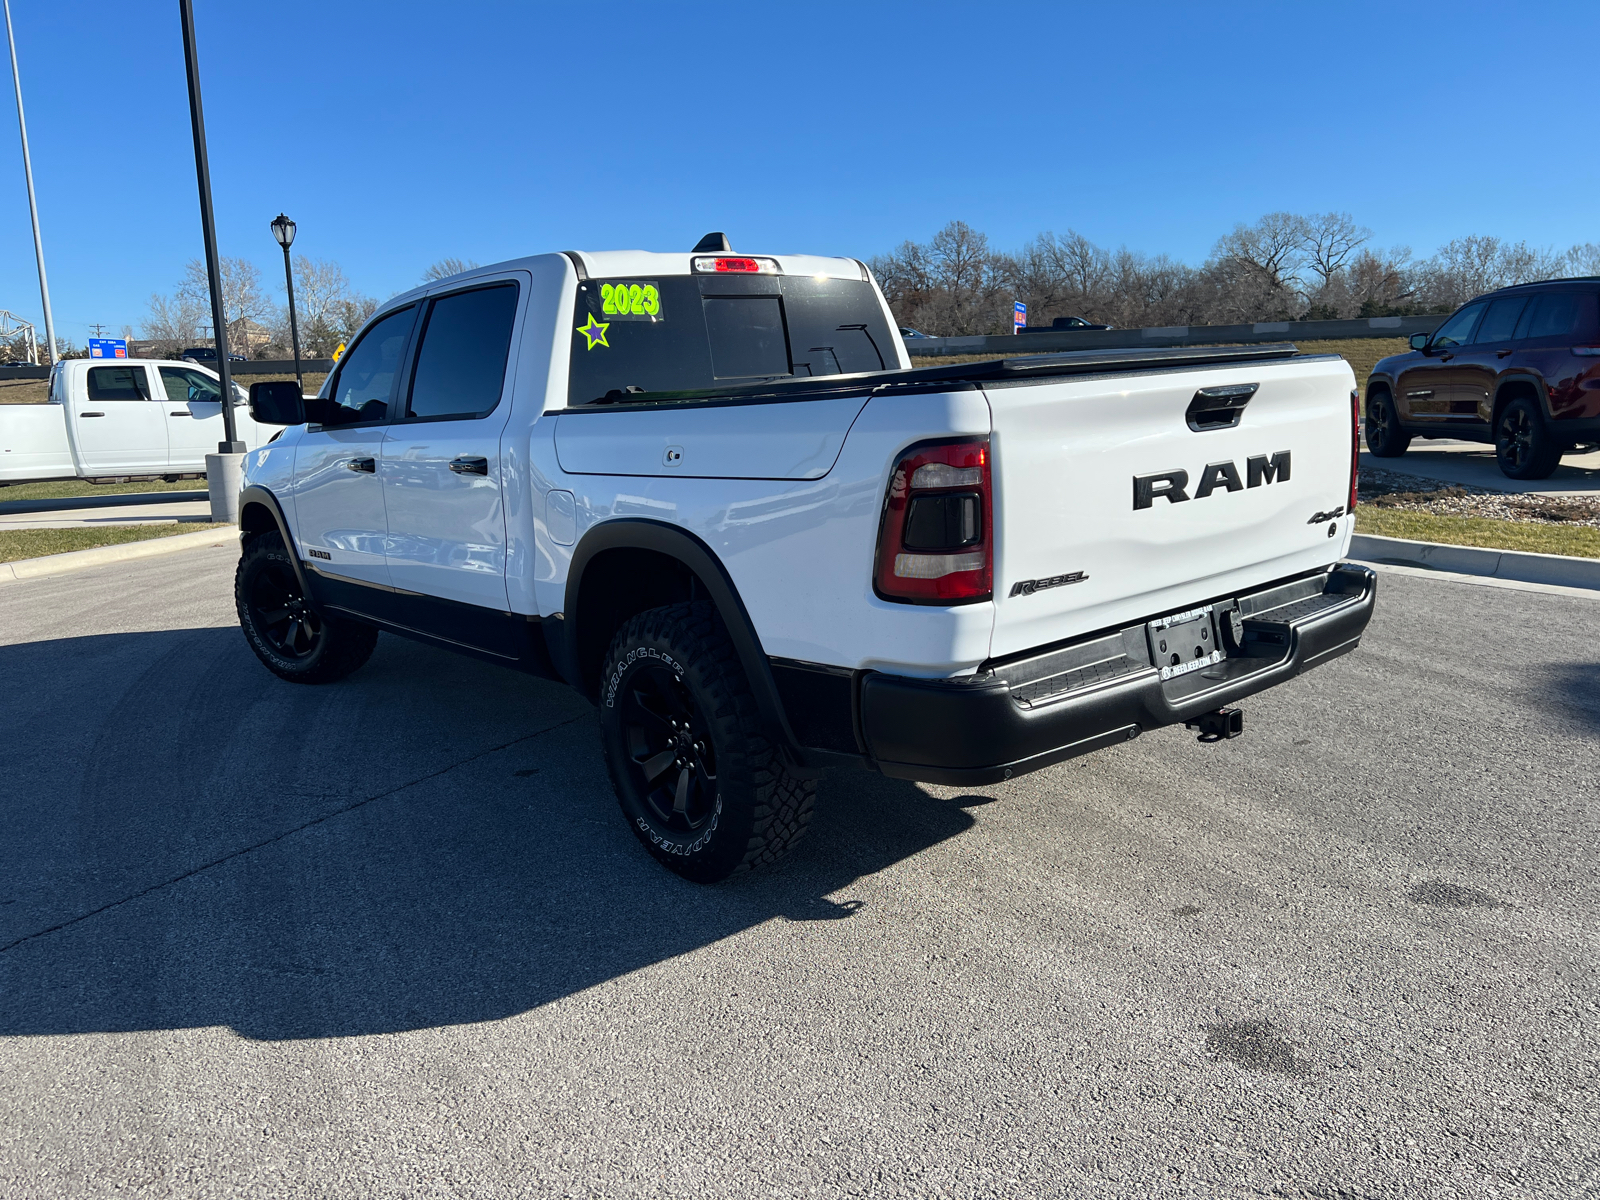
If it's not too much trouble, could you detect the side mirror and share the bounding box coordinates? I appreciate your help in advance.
[1409,333,1429,351]
[249,380,306,426]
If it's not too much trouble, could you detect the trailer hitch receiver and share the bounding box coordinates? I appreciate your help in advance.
[1186,707,1243,743]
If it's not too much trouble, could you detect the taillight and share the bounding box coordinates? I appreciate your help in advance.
[691,256,779,274]
[1349,388,1360,511]
[874,439,993,604]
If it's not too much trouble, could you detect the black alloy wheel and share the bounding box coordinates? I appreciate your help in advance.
[598,601,815,882]
[1495,396,1562,480]
[617,662,719,834]
[234,530,379,683]
[1365,391,1410,457]
[248,557,324,660]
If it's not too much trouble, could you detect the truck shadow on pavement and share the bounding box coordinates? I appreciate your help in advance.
[0,626,975,1042]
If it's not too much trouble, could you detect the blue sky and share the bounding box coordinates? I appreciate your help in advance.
[3,0,1598,345]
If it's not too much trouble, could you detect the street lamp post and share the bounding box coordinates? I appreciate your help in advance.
[4,0,57,365]
[177,0,242,456]
[270,213,302,391]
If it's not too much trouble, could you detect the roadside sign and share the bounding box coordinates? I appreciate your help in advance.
[1013,302,1027,333]
[88,337,128,359]
[332,341,346,362]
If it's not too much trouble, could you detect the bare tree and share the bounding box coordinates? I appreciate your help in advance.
[141,290,208,358]
[1212,213,1309,294]
[1567,243,1600,276]
[868,221,1014,336]
[1301,212,1372,290]
[175,256,274,355]
[281,257,379,357]
[423,257,480,283]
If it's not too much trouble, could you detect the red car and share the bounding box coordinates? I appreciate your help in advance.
[1364,279,1600,479]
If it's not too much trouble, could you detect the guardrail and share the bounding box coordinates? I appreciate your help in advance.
[0,357,336,381]
[903,314,1446,357]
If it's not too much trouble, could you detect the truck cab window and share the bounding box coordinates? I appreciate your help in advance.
[405,284,519,420]
[159,366,220,405]
[324,306,415,425]
[86,366,150,401]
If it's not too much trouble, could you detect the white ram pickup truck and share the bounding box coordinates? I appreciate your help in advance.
[0,359,279,484]
[234,240,1376,882]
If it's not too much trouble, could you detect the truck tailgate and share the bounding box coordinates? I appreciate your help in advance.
[988,355,1356,658]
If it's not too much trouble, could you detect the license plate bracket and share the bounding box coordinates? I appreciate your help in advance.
[1148,604,1224,682]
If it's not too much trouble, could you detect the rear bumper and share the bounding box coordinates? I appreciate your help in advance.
[858,561,1377,785]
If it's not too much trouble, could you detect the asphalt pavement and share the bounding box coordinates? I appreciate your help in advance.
[0,546,1596,1198]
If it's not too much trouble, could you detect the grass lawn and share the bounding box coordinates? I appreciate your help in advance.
[0,523,229,564]
[1355,507,1600,559]
[0,477,207,502]
[0,377,48,403]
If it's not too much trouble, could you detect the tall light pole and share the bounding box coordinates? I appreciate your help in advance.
[270,213,302,391]
[178,0,242,454]
[3,0,56,365]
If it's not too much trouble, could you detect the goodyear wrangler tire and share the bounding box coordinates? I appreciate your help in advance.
[235,530,379,684]
[599,601,815,883]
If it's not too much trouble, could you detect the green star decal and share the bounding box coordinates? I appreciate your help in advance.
[576,313,610,350]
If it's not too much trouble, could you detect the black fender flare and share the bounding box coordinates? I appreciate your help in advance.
[557,518,806,764]
[1490,372,1552,425]
[238,484,318,608]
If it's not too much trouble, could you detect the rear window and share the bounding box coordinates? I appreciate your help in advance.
[567,272,896,405]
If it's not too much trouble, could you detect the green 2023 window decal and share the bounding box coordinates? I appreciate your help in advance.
[600,281,662,321]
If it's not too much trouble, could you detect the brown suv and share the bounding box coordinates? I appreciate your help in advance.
[1364,279,1600,479]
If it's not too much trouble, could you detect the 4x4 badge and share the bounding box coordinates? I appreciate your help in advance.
[1009,571,1087,598]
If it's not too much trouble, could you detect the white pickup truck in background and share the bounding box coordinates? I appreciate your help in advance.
[0,359,282,484]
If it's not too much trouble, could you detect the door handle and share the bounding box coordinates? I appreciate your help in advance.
[80,411,105,418]
[1439,354,1453,362]
[448,456,489,476]
[1497,349,1513,358]
[346,457,376,473]
[169,410,190,416]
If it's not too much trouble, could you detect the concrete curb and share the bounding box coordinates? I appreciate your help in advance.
[0,490,209,516]
[0,527,236,582]
[1350,533,1600,591]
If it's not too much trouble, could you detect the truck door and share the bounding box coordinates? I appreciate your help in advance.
[380,279,521,611]
[71,365,168,473]
[289,304,417,591]
[156,364,231,470]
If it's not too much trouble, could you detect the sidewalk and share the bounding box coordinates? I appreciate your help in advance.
[1360,440,1600,496]
[0,500,213,530]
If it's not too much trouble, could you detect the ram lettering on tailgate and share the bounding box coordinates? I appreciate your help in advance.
[1132,451,1291,510]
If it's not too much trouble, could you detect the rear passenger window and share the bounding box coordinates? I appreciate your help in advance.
[86,366,149,401]
[1471,297,1526,344]
[405,283,520,420]
[323,305,416,425]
